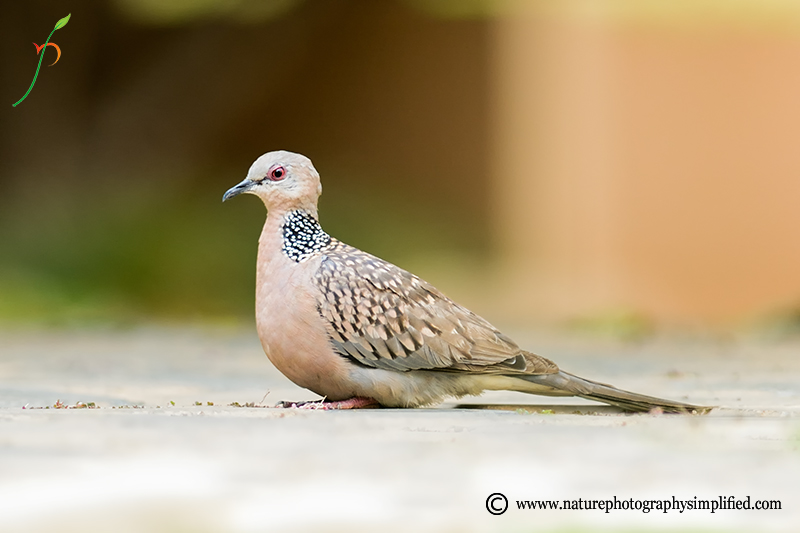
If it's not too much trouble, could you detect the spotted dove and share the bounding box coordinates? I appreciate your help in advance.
[223,151,709,413]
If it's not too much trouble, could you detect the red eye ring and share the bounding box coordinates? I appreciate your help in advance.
[268,165,286,181]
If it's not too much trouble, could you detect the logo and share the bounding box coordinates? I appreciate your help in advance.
[33,42,62,65]
[486,493,509,515]
[12,13,71,107]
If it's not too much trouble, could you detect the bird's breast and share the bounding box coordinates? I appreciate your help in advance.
[254,227,353,398]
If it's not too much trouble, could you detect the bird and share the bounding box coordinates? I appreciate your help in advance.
[223,150,710,414]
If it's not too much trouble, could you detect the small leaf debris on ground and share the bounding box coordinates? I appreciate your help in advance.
[228,402,266,408]
[23,400,98,409]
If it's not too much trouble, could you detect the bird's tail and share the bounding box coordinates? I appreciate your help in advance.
[521,371,711,414]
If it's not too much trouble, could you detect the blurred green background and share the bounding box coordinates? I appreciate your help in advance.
[5,0,800,329]
[1,0,493,325]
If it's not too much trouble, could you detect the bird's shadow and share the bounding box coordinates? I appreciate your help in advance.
[451,403,646,415]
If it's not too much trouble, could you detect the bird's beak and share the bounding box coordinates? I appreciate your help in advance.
[223,178,253,202]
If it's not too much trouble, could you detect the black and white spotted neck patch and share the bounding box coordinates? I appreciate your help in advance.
[282,210,332,262]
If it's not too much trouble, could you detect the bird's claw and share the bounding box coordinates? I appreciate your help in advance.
[274,397,380,410]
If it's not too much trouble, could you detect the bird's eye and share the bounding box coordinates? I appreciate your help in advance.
[268,165,286,181]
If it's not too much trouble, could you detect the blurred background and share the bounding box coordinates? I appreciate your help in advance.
[4,5,800,533]
[4,0,800,331]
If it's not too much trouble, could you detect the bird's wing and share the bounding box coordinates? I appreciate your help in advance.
[313,241,558,375]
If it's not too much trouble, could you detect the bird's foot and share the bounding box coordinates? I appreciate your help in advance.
[275,396,380,410]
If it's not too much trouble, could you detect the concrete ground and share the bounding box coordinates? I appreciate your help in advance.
[1,326,798,533]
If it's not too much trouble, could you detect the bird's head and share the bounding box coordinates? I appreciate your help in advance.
[223,150,322,215]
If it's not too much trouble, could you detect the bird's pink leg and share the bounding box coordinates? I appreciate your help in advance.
[276,397,380,410]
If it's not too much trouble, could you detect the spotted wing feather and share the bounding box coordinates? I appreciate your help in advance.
[314,241,558,375]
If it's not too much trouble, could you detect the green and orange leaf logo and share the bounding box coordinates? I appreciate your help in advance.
[12,13,70,107]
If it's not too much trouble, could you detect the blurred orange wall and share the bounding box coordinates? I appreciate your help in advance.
[491,8,800,325]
